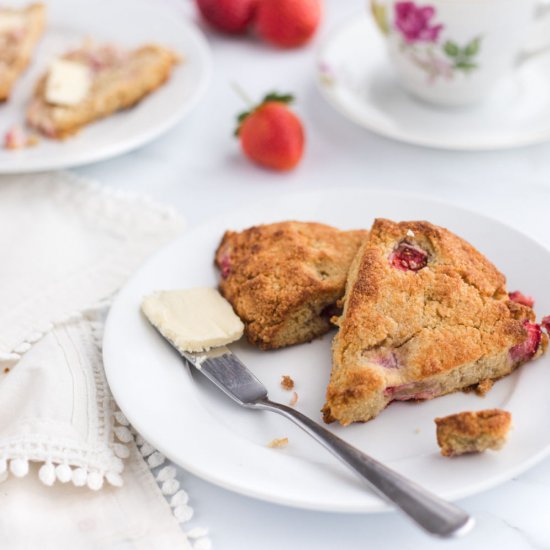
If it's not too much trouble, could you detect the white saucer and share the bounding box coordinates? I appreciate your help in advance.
[316,16,550,151]
[0,0,212,173]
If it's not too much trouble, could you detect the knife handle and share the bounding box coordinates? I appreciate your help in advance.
[254,398,474,538]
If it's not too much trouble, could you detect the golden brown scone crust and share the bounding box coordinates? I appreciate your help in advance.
[323,219,547,425]
[0,3,45,101]
[435,409,512,457]
[215,221,367,350]
[26,44,179,138]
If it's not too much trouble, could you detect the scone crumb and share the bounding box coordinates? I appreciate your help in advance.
[4,125,26,150]
[267,437,289,449]
[281,375,295,390]
[3,367,10,374]
[289,391,299,407]
[475,378,494,396]
[3,126,40,150]
[26,133,40,147]
[435,409,511,457]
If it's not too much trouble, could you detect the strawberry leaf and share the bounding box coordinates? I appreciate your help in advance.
[234,91,296,137]
[262,92,294,104]
[234,111,251,136]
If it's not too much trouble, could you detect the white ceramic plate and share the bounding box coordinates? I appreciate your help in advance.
[0,0,211,173]
[104,189,550,513]
[316,16,550,151]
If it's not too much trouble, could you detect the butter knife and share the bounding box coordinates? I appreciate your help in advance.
[156,335,474,538]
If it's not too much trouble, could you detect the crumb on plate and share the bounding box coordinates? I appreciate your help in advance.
[281,375,294,390]
[3,125,40,150]
[267,437,288,449]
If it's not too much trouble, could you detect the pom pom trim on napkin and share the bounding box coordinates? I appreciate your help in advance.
[0,311,129,490]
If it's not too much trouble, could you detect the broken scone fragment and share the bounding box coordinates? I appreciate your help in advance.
[323,219,547,426]
[435,409,511,457]
[141,288,244,353]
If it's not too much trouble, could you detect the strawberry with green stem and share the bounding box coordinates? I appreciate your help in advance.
[234,88,305,171]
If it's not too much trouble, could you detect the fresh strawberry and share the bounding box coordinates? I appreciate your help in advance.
[196,0,257,34]
[235,92,304,171]
[256,0,322,48]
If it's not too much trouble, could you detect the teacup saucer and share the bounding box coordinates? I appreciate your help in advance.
[316,15,550,150]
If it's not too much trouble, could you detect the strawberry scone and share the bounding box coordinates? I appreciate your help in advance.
[26,42,179,138]
[323,219,547,425]
[0,3,45,101]
[215,221,367,350]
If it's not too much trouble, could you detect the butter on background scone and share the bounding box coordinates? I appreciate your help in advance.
[435,409,511,457]
[215,221,367,350]
[0,3,45,101]
[27,42,179,138]
[323,219,547,425]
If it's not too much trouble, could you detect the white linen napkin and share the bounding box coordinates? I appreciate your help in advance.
[0,171,182,366]
[0,171,182,486]
[0,310,126,489]
[0,172,210,549]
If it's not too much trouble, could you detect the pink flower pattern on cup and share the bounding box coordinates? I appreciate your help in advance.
[364,1,483,83]
[394,2,443,44]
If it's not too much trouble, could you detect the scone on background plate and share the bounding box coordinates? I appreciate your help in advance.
[27,42,179,138]
[0,3,46,101]
[435,409,512,457]
[215,221,367,350]
[323,219,547,426]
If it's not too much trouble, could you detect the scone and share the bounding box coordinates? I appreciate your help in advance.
[215,221,367,350]
[435,409,511,457]
[0,3,45,101]
[27,42,179,138]
[323,219,547,425]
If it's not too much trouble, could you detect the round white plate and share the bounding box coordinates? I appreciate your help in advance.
[104,189,550,513]
[0,0,211,173]
[316,16,550,151]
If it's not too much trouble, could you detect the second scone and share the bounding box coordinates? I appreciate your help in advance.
[323,219,547,425]
[215,221,367,350]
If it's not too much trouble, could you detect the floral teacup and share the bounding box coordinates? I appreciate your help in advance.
[370,0,550,106]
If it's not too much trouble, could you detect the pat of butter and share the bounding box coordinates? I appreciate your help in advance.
[45,59,92,107]
[142,288,244,353]
[0,13,25,33]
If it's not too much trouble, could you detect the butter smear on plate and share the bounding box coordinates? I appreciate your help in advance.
[141,288,244,353]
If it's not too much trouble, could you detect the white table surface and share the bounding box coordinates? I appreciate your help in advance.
[78,1,550,548]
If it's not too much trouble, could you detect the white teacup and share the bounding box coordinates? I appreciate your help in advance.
[369,0,550,106]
